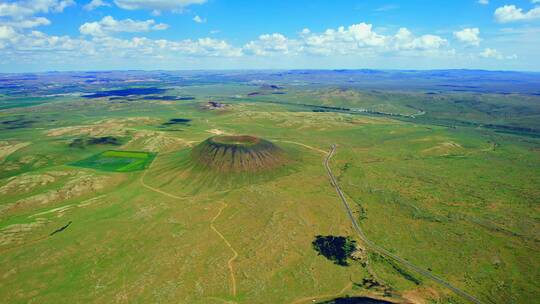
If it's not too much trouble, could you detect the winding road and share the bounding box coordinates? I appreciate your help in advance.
[324,144,485,304]
[135,140,483,303]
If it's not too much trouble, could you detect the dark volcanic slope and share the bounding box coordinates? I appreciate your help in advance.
[191,135,286,172]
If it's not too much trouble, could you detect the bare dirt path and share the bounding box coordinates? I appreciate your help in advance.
[272,140,328,155]
[139,154,188,200]
[139,154,239,299]
[324,144,484,304]
[210,202,239,297]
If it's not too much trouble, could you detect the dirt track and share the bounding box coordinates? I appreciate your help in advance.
[140,155,238,300]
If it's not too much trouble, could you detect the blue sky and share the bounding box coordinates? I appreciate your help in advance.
[1,0,540,72]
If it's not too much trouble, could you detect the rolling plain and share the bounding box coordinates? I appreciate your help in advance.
[0,70,539,304]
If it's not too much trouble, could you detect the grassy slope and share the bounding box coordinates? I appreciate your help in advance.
[246,87,540,131]
[0,84,538,303]
[330,125,539,304]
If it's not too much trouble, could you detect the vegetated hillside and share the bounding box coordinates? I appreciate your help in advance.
[246,87,540,136]
[191,135,287,172]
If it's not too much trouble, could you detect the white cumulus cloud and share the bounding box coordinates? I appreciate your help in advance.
[0,25,17,49]
[84,0,111,11]
[494,5,540,23]
[243,23,449,57]
[480,47,502,58]
[79,16,168,36]
[3,18,524,70]
[453,27,481,46]
[244,33,297,56]
[301,23,387,55]
[0,27,242,62]
[114,0,206,13]
[479,48,517,60]
[0,0,74,19]
[3,17,51,28]
[0,25,16,40]
[192,15,206,23]
[478,0,489,5]
[393,28,448,51]
[0,0,71,33]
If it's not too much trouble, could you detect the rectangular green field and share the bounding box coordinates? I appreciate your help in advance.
[71,150,156,172]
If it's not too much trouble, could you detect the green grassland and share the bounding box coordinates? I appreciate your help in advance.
[71,150,156,172]
[243,87,540,134]
[0,83,538,304]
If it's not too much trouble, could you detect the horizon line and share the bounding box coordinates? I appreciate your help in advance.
[2,68,540,75]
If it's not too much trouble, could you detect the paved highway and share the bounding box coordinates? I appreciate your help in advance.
[324,144,485,304]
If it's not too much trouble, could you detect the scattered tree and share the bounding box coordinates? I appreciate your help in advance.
[312,235,356,266]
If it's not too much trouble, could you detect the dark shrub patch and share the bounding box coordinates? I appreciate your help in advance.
[318,296,393,304]
[83,87,165,98]
[70,136,121,148]
[69,138,86,148]
[261,84,283,90]
[0,116,36,129]
[50,221,72,236]
[163,118,192,126]
[88,137,121,145]
[142,96,195,101]
[312,235,356,266]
